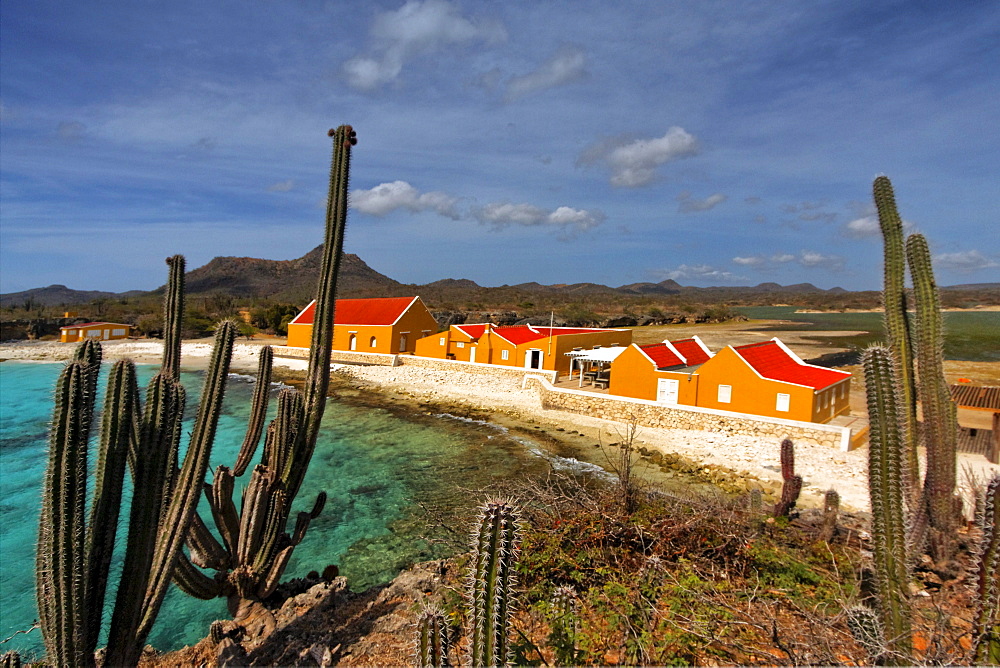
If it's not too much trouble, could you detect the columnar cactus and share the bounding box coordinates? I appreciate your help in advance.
[818,489,840,543]
[549,585,579,666]
[972,474,1000,664]
[907,233,958,561]
[467,497,521,668]
[415,604,451,668]
[35,253,237,667]
[773,438,802,517]
[874,176,919,502]
[862,345,912,664]
[175,126,356,612]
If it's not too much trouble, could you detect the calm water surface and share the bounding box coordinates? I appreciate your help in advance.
[0,361,559,659]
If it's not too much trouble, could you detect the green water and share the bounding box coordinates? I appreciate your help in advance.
[734,306,1000,361]
[0,362,564,660]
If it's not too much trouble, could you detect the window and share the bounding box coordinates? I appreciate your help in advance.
[776,393,790,412]
[501,349,509,361]
[399,333,408,350]
[112,328,126,336]
[456,342,465,348]
[440,337,446,346]
[369,336,377,348]
[717,384,732,403]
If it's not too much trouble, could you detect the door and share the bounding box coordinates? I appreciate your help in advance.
[524,349,543,369]
[657,378,679,404]
[349,334,357,351]
[469,346,476,364]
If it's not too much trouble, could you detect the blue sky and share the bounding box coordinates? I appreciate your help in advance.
[2,1,998,294]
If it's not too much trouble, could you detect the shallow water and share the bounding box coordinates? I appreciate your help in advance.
[0,361,554,659]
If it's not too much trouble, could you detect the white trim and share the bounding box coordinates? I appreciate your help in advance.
[289,299,317,325]
[389,296,421,327]
[727,341,848,391]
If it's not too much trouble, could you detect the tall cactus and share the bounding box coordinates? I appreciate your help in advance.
[35,253,236,667]
[416,604,451,668]
[773,438,802,517]
[467,497,521,668]
[906,233,958,561]
[874,176,920,502]
[972,474,1000,664]
[175,125,356,612]
[862,345,912,664]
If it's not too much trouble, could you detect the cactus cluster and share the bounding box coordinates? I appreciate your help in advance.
[467,497,521,668]
[35,255,235,667]
[773,438,802,517]
[34,125,356,665]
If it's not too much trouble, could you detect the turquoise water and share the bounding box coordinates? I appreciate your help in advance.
[0,361,553,660]
[735,306,1000,361]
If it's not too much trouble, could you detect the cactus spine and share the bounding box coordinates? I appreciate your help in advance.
[175,126,356,613]
[862,345,912,664]
[874,176,919,501]
[972,474,1000,664]
[468,497,521,668]
[416,605,451,668]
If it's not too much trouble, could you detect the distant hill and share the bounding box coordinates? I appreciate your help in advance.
[0,284,145,308]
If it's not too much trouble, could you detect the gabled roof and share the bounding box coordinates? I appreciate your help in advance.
[290,296,421,327]
[638,343,686,369]
[453,324,622,346]
[668,337,712,366]
[732,339,850,390]
[60,322,131,330]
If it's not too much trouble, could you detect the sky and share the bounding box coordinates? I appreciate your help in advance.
[1,1,998,294]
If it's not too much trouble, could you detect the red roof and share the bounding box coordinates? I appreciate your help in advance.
[60,322,130,330]
[669,337,712,366]
[640,343,685,368]
[733,340,849,390]
[454,325,617,346]
[290,297,419,326]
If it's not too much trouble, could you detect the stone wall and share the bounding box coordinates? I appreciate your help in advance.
[273,346,398,367]
[397,354,559,385]
[524,376,854,451]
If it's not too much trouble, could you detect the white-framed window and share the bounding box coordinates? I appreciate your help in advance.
[776,393,790,412]
[369,336,377,348]
[717,384,732,403]
[456,342,465,348]
[87,330,101,338]
[112,328,126,336]
[439,337,446,346]
[501,349,509,361]
[822,391,829,408]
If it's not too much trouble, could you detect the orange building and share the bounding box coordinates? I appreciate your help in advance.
[414,324,631,375]
[60,322,132,343]
[609,336,713,404]
[286,296,438,355]
[695,338,850,423]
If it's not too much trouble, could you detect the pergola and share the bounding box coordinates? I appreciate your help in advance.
[565,346,628,387]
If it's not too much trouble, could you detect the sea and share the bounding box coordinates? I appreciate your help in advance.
[0,360,577,660]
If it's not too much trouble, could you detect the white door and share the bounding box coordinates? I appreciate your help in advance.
[524,349,543,369]
[469,346,476,364]
[657,378,679,404]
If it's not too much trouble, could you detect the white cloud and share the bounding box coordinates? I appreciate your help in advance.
[933,249,1000,273]
[677,191,726,213]
[732,256,765,267]
[352,180,603,237]
[503,46,587,101]
[267,180,295,193]
[798,250,844,270]
[578,127,700,188]
[731,251,841,271]
[343,0,506,90]
[654,264,737,282]
[842,213,915,238]
[352,180,460,219]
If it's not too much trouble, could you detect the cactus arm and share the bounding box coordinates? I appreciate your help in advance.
[863,345,913,663]
[36,362,92,667]
[292,125,356,502]
[258,545,295,600]
[907,233,958,561]
[973,475,1000,663]
[174,552,225,600]
[233,346,273,476]
[162,255,185,379]
[469,497,521,668]
[207,466,241,557]
[874,176,919,499]
[186,511,231,571]
[83,360,136,650]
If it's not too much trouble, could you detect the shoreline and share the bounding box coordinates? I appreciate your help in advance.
[4,335,998,515]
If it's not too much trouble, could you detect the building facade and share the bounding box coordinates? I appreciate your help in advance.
[286,296,438,355]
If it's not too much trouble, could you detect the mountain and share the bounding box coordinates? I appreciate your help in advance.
[0,285,145,308]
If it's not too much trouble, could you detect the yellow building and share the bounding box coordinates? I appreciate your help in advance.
[414,324,631,375]
[60,322,132,343]
[608,336,713,404]
[286,296,438,355]
[695,338,850,423]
